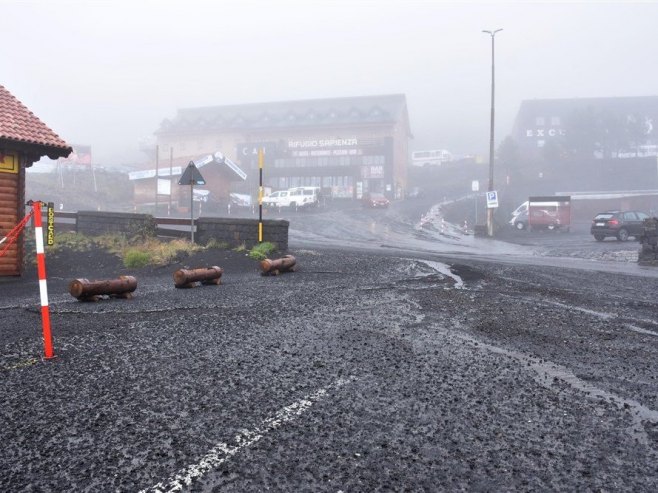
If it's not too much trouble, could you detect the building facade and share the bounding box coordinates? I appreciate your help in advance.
[154,94,411,201]
[129,153,247,215]
[508,96,658,194]
[0,85,71,276]
[512,96,658,159]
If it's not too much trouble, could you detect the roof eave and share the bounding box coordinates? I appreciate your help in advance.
[0,138,72,161]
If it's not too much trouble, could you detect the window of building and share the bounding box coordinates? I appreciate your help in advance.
[537,140,545,148]
[551,116,561,126]
[535,117,545,126]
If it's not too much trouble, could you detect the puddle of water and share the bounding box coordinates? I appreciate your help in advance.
[406,258,464,289]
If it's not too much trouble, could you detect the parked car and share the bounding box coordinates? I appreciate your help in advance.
[288,186,321,209]
[590,210,650,241]
[262,190,292,208]
[509,210,560,230]
[362,192,390,208]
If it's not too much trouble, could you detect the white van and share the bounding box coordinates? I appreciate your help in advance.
[288,186,321,208]
[511,201,529,217]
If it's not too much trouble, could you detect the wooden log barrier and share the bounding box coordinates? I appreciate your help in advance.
[69,276,138,301]
[173,266,223,288]
[260,255,297,276]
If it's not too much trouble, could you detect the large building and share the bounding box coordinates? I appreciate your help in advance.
[153,94,411,204]
[512,96,658,159]
[509,96,658,195]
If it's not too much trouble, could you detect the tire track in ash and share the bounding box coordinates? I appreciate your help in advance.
[500,293,658,337]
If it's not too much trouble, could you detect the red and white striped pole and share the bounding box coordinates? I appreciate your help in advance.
[32,201,54,359]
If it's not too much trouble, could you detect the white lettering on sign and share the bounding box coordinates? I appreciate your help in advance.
[370,165,384,178]
[288,138,358,149]
[486,191,499,208]
[526,128,566,138]
[241,146,268,156]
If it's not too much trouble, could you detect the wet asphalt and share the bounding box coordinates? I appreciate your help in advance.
[1,201,658,491]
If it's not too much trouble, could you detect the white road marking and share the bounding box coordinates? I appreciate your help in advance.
[140,376,356,493]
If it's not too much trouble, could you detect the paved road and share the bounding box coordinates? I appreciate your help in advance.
[1,199,657,491]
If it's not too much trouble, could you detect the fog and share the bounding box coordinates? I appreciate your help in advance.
[3,0,658,166]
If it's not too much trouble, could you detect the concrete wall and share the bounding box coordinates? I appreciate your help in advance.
[76,211,156,237]
[196,217,289,251]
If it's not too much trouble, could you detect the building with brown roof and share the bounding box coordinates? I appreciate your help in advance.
[152,94,411,206]
[0,84,72,276]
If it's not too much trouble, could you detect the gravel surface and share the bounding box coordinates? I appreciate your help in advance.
[2,203,658,491]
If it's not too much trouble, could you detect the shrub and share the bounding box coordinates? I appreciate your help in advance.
[248,241,277,261]
[123,249,152,268]
[205,238,230,250]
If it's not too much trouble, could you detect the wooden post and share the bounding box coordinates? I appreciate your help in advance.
[173,266,223,288]
[260,255,296,275]
[69,276,138,301]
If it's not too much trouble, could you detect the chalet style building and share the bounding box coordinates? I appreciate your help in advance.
[0,85,72,276]
[143,94,411,208]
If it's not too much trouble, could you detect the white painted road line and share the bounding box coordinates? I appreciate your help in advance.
[140,376,356,493]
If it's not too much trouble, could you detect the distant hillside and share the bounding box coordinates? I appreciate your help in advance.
[26,168,133,213]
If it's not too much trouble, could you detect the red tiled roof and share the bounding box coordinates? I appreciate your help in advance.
[0,84,72,158]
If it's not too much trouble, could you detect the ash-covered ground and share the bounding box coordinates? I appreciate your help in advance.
[2,200,658,491]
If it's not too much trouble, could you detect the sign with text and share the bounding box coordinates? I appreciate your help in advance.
[486,191,499,208]
[46,202,55,246]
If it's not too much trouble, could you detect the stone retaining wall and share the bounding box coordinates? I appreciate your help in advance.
[76,211,156,237]
[74,212,289,251]
[196,218,289,251]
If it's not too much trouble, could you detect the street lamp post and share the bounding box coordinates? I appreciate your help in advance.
[483,28,502,237]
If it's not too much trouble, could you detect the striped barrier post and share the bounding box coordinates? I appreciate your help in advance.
[32,201,54,359]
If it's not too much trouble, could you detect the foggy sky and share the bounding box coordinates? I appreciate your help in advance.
[3,0,658,166]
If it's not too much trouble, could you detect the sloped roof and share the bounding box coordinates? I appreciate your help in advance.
[0,84,72,159]
[128,151,246,182]
[513,95,658,133]
[157,94,409,134]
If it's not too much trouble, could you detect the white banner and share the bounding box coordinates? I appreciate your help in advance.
[157,178,171,195]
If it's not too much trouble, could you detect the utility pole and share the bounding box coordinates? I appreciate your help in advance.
[155,145,159,216]
[483,28,502,237]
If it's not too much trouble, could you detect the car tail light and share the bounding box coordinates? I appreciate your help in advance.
[608,219,619,226]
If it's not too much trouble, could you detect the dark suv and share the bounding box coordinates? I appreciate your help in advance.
[590,210,649,241]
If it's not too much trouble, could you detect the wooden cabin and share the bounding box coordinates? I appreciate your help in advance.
[0,85,72,276]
